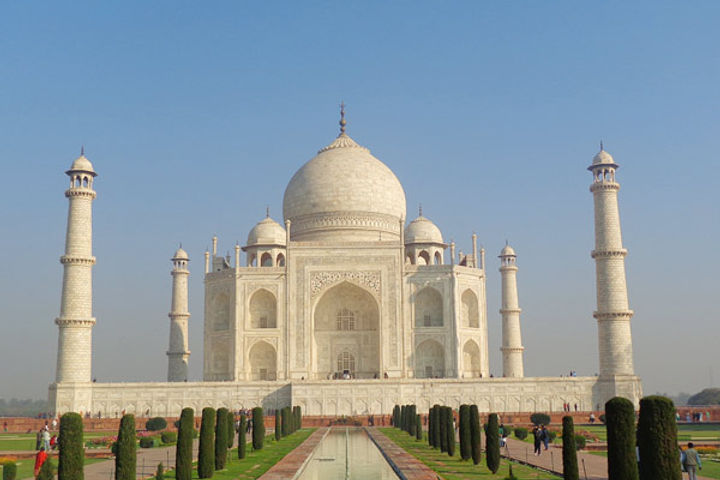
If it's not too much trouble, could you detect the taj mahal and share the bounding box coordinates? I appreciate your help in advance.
[49,110,642,416]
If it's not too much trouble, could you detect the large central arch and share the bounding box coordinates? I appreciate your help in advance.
[313,281,380,379]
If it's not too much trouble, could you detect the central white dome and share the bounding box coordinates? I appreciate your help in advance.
[283,132,407,241]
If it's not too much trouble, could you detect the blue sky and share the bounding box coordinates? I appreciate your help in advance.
[1,1,718,400]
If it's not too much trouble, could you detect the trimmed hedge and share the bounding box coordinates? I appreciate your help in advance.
[2,462,17,480]
[275,410,282,440]
[198,407,215,478]
[638,396,680,480]
[485,413,500,473]
[116,414,136,479]
[415,414,422,441]
[145,417,167,432]
[392,405,400,427]
[439,406,448,452]
[514,427,528,440]
[154,463,164,480]
[226,413,235,449]
[59,412,84,480]
[408,405,417,437]
[139,437,156,448]
[469,405,481,465]
[530,412,551,426]
[445,407,455,457]
[459,405,471,461]
[237,415,247,459]
[215,407,229,470]
[252,407,265,450]
[176,407,194,480]
[37,460,54,480]
[606,397,639,480]
[160,431,177,444]
[562,416,579,480]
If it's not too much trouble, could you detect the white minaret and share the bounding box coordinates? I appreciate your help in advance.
[589,145,634,377]
[55,150,97,383]
[167,247,191,381]
[499,243,524,377]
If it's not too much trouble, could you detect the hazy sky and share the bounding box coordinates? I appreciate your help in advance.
[1,1,718,401]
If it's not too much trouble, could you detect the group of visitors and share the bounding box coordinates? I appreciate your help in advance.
[33,424,58,477]
[678,411,711,423]
[532,425,550,456]
[561,402,579,412]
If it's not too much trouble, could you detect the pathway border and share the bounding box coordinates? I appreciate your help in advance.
[258,428,328,480]
[365,427,440,480]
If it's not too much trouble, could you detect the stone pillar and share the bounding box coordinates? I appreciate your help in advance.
[499,244,524,377]
[55,153,97,384]
[589,148,634,377]
[167,248,191,381]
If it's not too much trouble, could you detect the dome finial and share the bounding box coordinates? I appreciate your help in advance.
[600,140,604,151]
[80,145,85,156]
[339,101,347,135]
[418,203,423,217]
[266,205,270,218]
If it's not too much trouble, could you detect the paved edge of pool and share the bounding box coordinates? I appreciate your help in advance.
[365,427,442,480]
[258,428,329,480]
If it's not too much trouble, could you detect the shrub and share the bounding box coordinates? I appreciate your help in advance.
[445,407,455,457]
[514,427,528,440]
[139,437,156,448]
[459,405,471,461]
[638,396,680,480]
[160,431,177,444]
[2,462,17,480]
[562,416,579,480]
[237,415,247,459]
[469,405,481,465]
[392,405,400,427]
[530,412,551,426]
[439,406,447,452]
[176,408,194,480]
[504,463,518,480]
[428,407,435,448]
[215,407,228,470]
[415,414,422,441]
[37,459,54,480]
[282,407,290,437]
[116,414,137,479]
[547,430,557,442]
[275,410,282,440]
[599,414,607,424]
[58,412,84,480]
[198,407,215,478]
[574,434,586,450]
[252,407,265,451]
[145,417,167,432]
[606,397,639,480]
[486,413,500,473]
[154,462,164,480]
[409,405,417,437]
[226,413,235,449]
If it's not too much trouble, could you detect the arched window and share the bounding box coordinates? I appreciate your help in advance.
[250,289,277,328]
[276,253,285,267]
[418,250,430,265]
[434,251,442,265]
[249,254,257,267]
[461,289,479,328]
[415,287,443,327]
[336,308,355,331]
[260,252,273,267]
[337,351,355,373]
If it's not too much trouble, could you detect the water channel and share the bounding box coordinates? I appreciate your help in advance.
[296,428,399,480]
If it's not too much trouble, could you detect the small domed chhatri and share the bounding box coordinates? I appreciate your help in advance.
[590,142,618,168]
[67,147,97,175]
[500,243,516,257]
[405,212,444,245]
[173,247,189,260]
[246,216,286,247]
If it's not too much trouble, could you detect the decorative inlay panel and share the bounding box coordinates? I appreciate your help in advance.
[310,271,381,299]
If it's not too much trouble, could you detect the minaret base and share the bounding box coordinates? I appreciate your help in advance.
[592,375,643,410]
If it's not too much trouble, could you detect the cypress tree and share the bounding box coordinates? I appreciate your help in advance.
[295,406,302,431]
[252,407,265,450]
[606,397,639,480]
[459,405,471,461]
[176,407,194,480]
[416,414,423,441]
[237,415,247,459]
[282,407,291,436]
[226,413,235,449]
[214,408,228,470]
[392,405,400,428]
[3,462,18,480]
[427,407,434,447]
[275,410,282,440]
[58,412,84,480]
[432,405,441,448]
[198,407,215,478]
[408,405,417,436]
[36,460,53,480]
[400,405,406,431]
[115,414,136,480]
[445,407,455,457]
[439,406,448,452]
[469,405,481,465]
[562,415,579,480]
[485,413,500,473]
[638,396,680,480]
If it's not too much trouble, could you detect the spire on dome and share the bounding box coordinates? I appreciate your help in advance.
[600,140,604,151]
[81,145,85,156]
[339,101,347,135]
[418,203,423,217]
[266,206,270,218]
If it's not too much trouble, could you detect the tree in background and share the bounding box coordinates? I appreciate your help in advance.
[214,408,228,470]
[237,415,247,459]
[687,388,720,405]
[485,413,500,473]
[445,407,455,457]
[469,405,481,465]
[275,410,282,440]
[606,397,639,480]
[58,412,84,480]
[252,407,265,450]
[458,405,471,461]
[637,396,681,480]
[415,414,422,441]
[562,416,579,480]
[115,414,136,480]
[175,407,194,480]
[439,405,447,452]
[198,407,215,478]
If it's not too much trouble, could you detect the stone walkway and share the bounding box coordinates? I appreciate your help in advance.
[258,428,328,479]
[366,428,440,480]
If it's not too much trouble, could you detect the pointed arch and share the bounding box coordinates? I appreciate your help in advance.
[260,252,273,267]
[415,339,445,378]
[415,287,443,327]
[248,341,276,380]
[417,250,430,265]
[249,289,276,328]
[276,253,285,267]
[434,251,442,265]
[461,289,479,328]
[463,340,481,378]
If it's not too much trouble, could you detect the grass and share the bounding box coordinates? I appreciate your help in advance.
[165,428,315,479]
[0,431,117,451]
[1,456,104,480]
[380,428,558,479]
[699,459,720,479]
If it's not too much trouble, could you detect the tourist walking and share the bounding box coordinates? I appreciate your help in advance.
[34,447,48,477]
[532,426,542,456]
[35,428,43,450]
[541,425,550,450]
[683,442,702,480]
[42,427,51,451]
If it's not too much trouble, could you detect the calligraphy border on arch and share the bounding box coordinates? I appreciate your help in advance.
[310,271,381,299]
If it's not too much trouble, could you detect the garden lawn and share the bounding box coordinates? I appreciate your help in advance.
[1,457,104,480]
[0,431,117,451]
[380,428,557,480]
[166,428,314,480]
